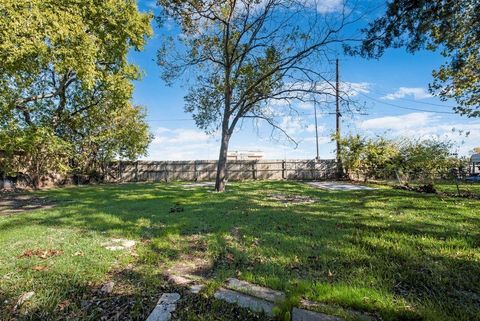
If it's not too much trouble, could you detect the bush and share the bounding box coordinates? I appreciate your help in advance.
[339,135,460,185]
[0,126,71,188]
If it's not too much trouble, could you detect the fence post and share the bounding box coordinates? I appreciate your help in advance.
[194,161,198,182]
[282,160,286,179]
[135,161,139,182]
[252,161,256,180]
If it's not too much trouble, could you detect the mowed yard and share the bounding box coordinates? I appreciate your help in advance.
[0,181,479,321]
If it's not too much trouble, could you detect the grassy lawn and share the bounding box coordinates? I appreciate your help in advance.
[0,181,479,321]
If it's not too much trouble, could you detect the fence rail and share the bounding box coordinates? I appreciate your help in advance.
[106,159,337,182]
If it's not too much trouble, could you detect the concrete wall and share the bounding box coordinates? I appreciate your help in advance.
[106,159,337,183]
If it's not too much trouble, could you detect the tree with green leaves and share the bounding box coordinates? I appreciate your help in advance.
[157,0,359,192]
[0,0,152,187]
[350,0,480,117]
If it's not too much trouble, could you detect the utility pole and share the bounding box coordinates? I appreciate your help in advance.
[314,101,320,160]
[335,58,343,177]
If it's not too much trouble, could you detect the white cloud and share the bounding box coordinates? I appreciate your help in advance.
[151,128,211,145]
[279,116,305,135]
[356,112,480,156]
[359,112,434,130]
[145,128,218,160]
[307,0,344,13]
[382,87,432,100]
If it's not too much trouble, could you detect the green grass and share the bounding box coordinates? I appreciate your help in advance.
[0,181,479,321]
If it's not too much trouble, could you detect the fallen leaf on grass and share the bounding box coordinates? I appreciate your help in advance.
[225,253,235,263]
[57,299,70,311]
[73,251,84,256]
[32,265,48,271]
[18,249,63,259]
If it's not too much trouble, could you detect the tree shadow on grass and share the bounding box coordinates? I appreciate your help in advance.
[0,181,479,320]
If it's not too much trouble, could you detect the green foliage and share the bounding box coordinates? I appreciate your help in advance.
[0,0,153,185]
[338,135,399,181]
[352,0,480,117]
[0,126,71,187]
[395,138,457,184]
[339,135,458,184]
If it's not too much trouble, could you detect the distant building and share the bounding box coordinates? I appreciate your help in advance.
[227,150,264,161]
[471,153,480,175]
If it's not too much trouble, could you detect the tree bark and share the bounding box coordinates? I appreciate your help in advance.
[215,118,230,192]
[215,129,231,192]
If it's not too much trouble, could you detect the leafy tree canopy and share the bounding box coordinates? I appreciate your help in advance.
[350,0,480,117]
[0,0,153,184]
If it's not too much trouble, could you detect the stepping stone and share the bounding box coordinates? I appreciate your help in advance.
[189,284,205,294]
[225,278,285,303]
[168,275,194,286]
[292,308,344,321]
[214,288,275,316]
[299,299,374,321]
[146,293,180,321]
[167,274,205,294]
[307,182,375,191]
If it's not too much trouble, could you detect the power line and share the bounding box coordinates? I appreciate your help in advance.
[366,89,457,108]
[147,112,369,123]
[147,118,193,122]
[355,91,457,114]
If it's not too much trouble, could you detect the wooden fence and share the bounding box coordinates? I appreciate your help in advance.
[106,159,337,183]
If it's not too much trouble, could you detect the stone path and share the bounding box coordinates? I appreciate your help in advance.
[307,181,376,191]
[152,275,351,321]
[224,278,285,303]
[146,293,180,321]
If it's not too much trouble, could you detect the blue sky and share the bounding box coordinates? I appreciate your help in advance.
[131,0,480,160]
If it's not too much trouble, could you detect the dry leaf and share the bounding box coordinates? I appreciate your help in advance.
[225,253,235,263]
[57,299,70,311]
[32,265,48,271]
[18,249,63,259]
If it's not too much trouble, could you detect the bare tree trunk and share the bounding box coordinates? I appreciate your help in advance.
[215,129,230,192]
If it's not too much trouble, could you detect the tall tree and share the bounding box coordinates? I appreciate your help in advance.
[0,0,153,185]
[350,0,480,117]
[157,0,357,192]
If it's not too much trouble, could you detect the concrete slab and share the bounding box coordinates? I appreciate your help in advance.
[189,284,205,294]
[307,182,376,191]
[181,182,215,188]
[146,293,180,321]
[292,308,344,321]
[225,278,285,303]
[168,275,194,286]
[214,288,275,316]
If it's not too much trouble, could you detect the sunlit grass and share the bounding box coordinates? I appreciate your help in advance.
[0,181,479,320]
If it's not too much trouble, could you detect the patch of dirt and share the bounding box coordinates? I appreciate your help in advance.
[393,184,480,199]
[0,192,55,215]
[102,239,136,251]
[394,184,437,194]
[269,193,317,204]
[167,235,212,278]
